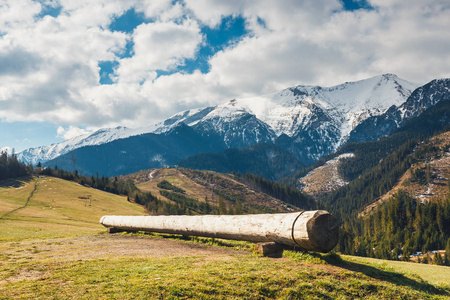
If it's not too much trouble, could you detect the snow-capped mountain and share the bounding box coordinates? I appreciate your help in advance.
[17,126,153,165]
[19,74,418,166]
[158,74,417,141]
[348,78,450,143]
[157,73,418,162]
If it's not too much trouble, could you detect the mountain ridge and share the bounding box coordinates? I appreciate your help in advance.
[19,74,419,169]
[348,78,450,143]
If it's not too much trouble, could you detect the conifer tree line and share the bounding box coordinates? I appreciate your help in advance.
[337,190,450,265]
[239,173,316,210]
[320,100,450,263]
[326,135,450,263]
[0,150,30,181]
[159,190,214,215]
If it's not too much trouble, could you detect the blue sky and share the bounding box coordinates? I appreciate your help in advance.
[1,0,450,153]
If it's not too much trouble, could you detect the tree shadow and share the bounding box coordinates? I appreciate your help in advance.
[0,176,36,220]
[320,253,449,297]
[0,176,33,188]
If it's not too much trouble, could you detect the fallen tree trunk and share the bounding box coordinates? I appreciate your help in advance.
[100,210,339,253]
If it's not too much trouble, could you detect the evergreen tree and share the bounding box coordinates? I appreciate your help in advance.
[0,150,29,180]
[235,200,244,215]
[218,196,227,215]
[445,239,450,266]
[434,252,444,265]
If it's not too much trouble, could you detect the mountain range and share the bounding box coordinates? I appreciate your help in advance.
[17,74,450,178]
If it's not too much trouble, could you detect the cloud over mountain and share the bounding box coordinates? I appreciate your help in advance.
[0,0,449,143]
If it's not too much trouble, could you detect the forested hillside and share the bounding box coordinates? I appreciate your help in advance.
[322,99,450,218]
[320,100,450,263]
[179,143,305,180]
[338,190,450,265]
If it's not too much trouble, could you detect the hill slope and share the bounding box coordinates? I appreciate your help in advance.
[121,167,304,214]
[0,176,146,241]
[42,124,226,177]
[178,142,305,180]
[361,130,450,216]
[298,153,354,197]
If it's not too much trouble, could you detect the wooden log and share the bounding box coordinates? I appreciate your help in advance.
[254,242,284,256]
[99,210,339,253]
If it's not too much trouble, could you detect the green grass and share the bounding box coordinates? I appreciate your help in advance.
[1,176,449,299]
[1,242,448,299]
[344,255,450,287]
[0,176,146,241]
[121,231,256,252]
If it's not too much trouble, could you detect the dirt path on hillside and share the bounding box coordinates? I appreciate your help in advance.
[0,234,247,262]
[0,178,37,220]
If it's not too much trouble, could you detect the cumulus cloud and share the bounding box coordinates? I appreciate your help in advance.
[0,0,450,138]
[115,19,202,84]
[57,125,91,140]
[0,47,42,76]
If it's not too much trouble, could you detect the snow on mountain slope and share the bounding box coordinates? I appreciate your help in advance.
[299,153,354,196]
[157,74,417,144]
[17,126,152,165]
[348,78,450,143]
[230,74,417,140]
[169,73,417,151]
[18,74,418,165]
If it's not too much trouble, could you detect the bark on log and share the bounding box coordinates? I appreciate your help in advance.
[99,210,339,253]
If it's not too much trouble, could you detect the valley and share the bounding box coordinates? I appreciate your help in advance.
[0,176,449,298]
[2,72,450,298]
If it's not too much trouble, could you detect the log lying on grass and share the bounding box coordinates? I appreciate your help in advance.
[100,210,339,253]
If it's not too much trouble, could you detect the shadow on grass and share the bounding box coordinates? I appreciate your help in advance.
[0,176,36,220]
[0,176,33,188]
[117,231,449,296]
[124,232,254,251]
[319,253,449,297]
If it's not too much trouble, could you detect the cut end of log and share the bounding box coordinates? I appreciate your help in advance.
[305,211,339,253]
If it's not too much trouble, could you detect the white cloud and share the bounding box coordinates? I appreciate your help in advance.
[57,125,91,140]
[115,19,202,84]
[0,0,41,31]
[1,0,450,139]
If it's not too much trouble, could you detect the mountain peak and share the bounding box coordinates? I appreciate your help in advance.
[18,74,422,166]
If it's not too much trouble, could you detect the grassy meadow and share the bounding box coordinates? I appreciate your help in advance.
[0,176,146,241]
[1,176,449,299]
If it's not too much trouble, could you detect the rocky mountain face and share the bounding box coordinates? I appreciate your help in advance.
[21,74,450,178]
[348,79,450,143]
[175,74,417,164]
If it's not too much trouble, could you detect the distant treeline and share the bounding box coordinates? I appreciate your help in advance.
[159,190,213,215]
[0,151,29,181]
[238,173,316,211]
[339,190,450,265]
[157,180,186,194]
